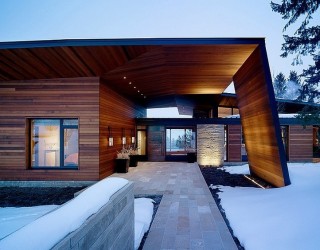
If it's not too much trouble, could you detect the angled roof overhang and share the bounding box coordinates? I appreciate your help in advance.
[0,38,262,112]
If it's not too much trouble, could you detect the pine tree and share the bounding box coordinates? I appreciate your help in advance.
[271,0,320,101]
[288,70,300,85]
[273,72,287,98]
[284,70,301,100]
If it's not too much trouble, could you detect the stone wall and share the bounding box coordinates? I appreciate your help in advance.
[53,182,134,250]
[197,124,224,166]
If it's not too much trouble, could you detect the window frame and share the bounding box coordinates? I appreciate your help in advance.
[28,118,79,170]
[165,127,196,155]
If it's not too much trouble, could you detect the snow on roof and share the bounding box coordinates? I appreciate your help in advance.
[224,114,298,118]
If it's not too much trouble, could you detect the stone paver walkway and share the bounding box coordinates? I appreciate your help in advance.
[112,162,237,250]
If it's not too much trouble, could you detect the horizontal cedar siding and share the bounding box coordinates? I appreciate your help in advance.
[0,77,100,181]
[99,81,146,179]
[227,125,241,162]
[289,126,313,161]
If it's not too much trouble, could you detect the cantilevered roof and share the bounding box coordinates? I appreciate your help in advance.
[0,38,262,112]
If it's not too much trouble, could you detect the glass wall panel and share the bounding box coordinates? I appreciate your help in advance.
[31,119,60,167]
[281,126,289,160]
[64,128,79,166]
[30,118,78,168]
[313,126,320,158]
[166,128,196,154]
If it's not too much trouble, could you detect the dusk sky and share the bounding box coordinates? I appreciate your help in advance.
[1,0,314,76]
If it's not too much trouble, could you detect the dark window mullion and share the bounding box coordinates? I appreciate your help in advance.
[60,120,64,167]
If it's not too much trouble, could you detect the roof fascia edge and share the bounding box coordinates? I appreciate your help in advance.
[0,38,265,49]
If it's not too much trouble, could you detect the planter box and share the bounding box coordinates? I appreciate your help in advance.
[129,155,139,167]
[115,159,129,173]
[187,152,197,163]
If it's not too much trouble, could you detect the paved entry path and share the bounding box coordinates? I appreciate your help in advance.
[112,162,237,250]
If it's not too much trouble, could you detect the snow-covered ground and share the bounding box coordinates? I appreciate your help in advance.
[0,179,154,250]
[0,205,58,240]
[216,163,320,250]
[134,198,154,249]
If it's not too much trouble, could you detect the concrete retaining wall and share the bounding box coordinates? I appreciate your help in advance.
[52,181,134,250]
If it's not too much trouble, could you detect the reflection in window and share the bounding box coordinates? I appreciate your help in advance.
[241,129,247,161]
[30,119,78,168]
[166,128,196,154]
[281,126,289,161]
[313,126,320,158]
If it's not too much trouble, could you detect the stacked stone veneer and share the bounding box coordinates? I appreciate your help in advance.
[53,182,134,250]
[197,124,224,166]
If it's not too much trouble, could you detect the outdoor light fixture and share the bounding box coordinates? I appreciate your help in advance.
[108,126,113,147]
[122,128,126,145]
[131,129,135,144]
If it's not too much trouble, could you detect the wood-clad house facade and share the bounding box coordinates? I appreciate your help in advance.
[0,77,144,181]
[0,38,293,187]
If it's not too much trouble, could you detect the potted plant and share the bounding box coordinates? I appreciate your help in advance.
[129,147,139,167]
[115,148,130,173]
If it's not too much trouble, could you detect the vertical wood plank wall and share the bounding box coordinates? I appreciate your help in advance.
[289,126,313,161]
[99,81,146,179]
[227,125,242,162]
[0,77,100,181]
[233,46,290,187]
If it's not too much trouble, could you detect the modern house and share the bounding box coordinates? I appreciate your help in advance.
[0,38,296,187]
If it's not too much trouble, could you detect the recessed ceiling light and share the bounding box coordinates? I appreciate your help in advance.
[144,96,146,98]
[134,86,136,89]
[129,82,132,85]
[137,90,140,93]
[123,76,126,79]
[141,93,143,96]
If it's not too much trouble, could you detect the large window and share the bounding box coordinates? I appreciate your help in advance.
[281,125,289,160]
[313,126,320,158]
[166,128,196,154]
[30,119,79,169]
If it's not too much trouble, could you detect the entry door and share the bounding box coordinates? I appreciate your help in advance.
[148,126,165,161]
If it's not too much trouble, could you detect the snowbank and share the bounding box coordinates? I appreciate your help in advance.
[215,163,320,250]
[134,198,154,249]
[0,177,129,250]
[222,164,250,175]
[0,205,58,240]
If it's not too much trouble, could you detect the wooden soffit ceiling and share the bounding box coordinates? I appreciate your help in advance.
[0,38,260,107]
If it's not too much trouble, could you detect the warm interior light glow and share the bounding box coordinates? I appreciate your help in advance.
[131,136,135,144]
[108,137,113,147]
[197,124,224,166]
[244,175,266,189]
[122,137,126,145]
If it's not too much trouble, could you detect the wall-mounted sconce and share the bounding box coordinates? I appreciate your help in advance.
[122,128,126,145]
[108,126,113,147]
[131,129,135,144]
